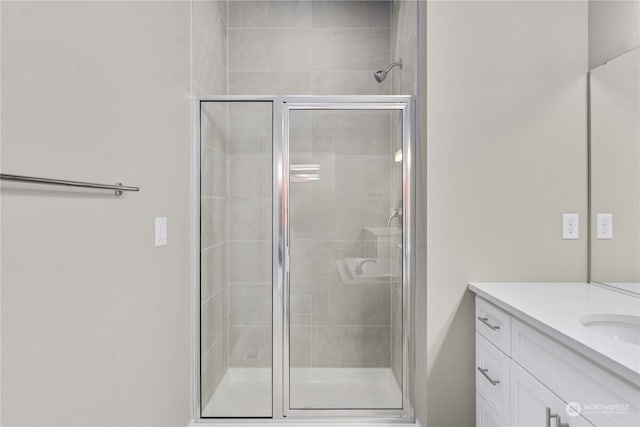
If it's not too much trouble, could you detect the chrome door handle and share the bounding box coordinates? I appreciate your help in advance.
[477,367,500,386]
[477,316,500,331]
[546,407,569,427]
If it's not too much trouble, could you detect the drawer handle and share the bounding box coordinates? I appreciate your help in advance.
[477,367,500,386]
[478,316,500,331]
[546,407,569,427]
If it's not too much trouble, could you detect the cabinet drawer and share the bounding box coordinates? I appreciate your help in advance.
[477,391,507,427]
[476,332,510,424]
[511,360,593,427]
[512,318,640,427]
[476,297,511,355]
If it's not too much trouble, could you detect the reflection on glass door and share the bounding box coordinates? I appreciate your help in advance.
[287,106,405,410]
[200,101,273,417]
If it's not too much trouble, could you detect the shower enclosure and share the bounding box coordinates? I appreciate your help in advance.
[195,96,414,421]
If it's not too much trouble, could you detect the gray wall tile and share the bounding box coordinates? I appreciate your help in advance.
[229,0,311,28]
[229,71,312,94]
[312,1,390,28]
[328,283,391,325]
[312,28,391,71]
[201,242,227,300]
[311,326,391,367]
[229,283,272,325]
[229,326,272,367]
[228,240,271,283]
[229,29,312,71]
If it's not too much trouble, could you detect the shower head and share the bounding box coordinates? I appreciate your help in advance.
[374,59,403,83]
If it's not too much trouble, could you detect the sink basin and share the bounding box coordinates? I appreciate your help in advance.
[580,314,640,345]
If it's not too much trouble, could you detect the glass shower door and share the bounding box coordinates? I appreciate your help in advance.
[285,104,408,411]
[200,101,273,418]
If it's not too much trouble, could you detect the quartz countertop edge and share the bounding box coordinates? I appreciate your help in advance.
[468,282,640,387]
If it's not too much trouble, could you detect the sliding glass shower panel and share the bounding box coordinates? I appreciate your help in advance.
[200,101,272,418]
[287,107,404,410]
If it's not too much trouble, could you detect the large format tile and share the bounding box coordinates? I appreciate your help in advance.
[201,197,227,249]
[201,331,227,404]
[228,112,272,155]
[228,240,272,283]
[311,110,393,155]
[201,144,227,198]
[290,197,390,241]
[201,291,225,351]
[312,1,391,28]
[228,155,271,198]
[229,283,272,325]
[311,70,390,95]
[290,325,312,367]
[229,197,272,241]
[193,24,227,96]
[229,325,272,367]
[312,28,390,71]
[201,102,228,153]
[229,29,311,71]
[328,282,391,325]
[229,0,311,28]
[311,325,391,367]
[201,242,227,301]
[229,71,312,95]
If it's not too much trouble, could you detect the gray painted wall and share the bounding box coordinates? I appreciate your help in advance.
[1,1,192,425]
[589,0,640,69]
[425,2,588,425]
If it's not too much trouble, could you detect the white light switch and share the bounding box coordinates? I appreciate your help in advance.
[562,213,579,240]
[155,217,167,246]
[597,213,613,239]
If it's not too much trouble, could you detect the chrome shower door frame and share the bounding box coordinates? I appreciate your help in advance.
[193,96,415,423]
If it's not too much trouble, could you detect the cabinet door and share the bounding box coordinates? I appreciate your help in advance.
[477,392,507,427]
[511,361,594,427]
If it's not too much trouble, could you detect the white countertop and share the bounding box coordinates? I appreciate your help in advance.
[469,282,640,385]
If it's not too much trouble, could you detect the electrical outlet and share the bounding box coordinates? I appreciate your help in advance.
[597,213,613,239]
[562,213,579,240]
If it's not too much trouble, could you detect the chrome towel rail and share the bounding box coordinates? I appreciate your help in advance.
[0,173,140,196]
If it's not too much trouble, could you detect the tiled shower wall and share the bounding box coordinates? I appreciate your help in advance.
[288,110,399,370]
[194,0,229,404]
[227,0,393,95]
[194,0,417,401]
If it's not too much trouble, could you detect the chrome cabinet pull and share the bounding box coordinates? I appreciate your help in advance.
[477,316,500,331]
[546,407,569,427]
[477,367,500,386]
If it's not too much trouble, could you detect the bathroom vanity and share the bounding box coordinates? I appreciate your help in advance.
[469,282,640,427]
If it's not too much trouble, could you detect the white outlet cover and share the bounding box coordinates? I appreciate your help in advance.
[562,213,579,240]
[596,213,613,239]
[155,217,167,246]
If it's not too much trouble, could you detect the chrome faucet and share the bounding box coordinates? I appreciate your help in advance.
[387,207,402,227]
[355,259,377,275]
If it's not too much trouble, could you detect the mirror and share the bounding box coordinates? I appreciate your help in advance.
[589,47,640,284]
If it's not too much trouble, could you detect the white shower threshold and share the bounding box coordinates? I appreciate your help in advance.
[201,367,403,419]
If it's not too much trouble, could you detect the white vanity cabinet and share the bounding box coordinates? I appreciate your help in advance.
[474,294,640,427]
[510,361,592,427]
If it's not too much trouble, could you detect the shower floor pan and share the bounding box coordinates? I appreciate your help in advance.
[202,367,402,417]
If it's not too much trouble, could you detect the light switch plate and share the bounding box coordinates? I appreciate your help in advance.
[562,213,579,240]
[155,217,167,246]
[596,213,613,239]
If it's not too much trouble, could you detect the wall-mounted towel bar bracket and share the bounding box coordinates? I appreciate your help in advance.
[0,173,140,196]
